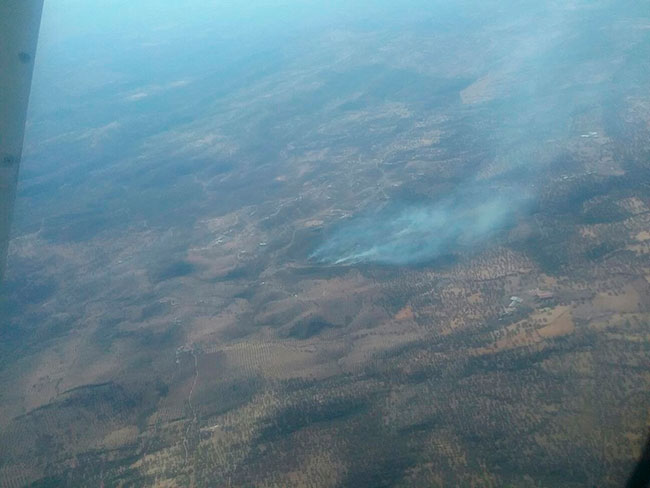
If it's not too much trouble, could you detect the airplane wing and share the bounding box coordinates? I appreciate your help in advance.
[0,0,44,283]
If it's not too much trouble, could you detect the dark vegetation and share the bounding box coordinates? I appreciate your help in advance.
[150,260,195,283]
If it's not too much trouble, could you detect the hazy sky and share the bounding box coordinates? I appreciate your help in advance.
[20,0,650,265]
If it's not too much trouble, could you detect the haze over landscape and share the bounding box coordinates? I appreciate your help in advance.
[2,0,650,486]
